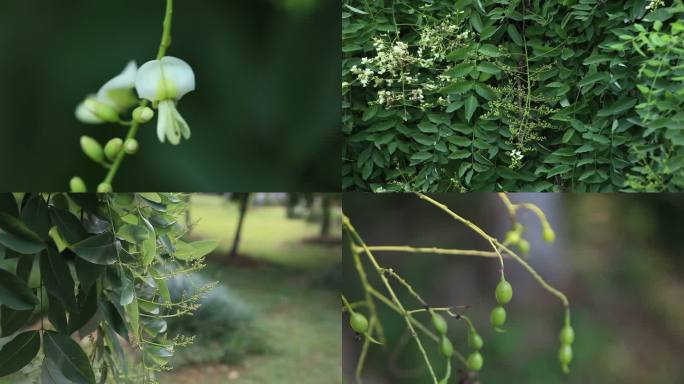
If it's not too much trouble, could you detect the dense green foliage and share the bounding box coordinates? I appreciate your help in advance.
[342,0,684,191]
[0,193,217,383]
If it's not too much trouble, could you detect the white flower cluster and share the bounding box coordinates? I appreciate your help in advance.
[645,0,663,11]
[508,149,524,169]
[417,12,469,63]
[346,11,471,114]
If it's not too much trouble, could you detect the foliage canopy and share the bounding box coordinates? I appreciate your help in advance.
[342,0,684,192]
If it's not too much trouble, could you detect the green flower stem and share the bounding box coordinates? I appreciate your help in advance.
[416,193,570,310]
[344,215,440,384]
[349,238,384,382]
[367,287,467,365]
[102,0,173,188]
[356,245,501,258]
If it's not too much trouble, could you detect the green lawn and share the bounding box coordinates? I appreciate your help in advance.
[163,267,341,384]
[188,194,341,269]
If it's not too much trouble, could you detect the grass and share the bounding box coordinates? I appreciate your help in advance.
[162,194,342,384]
[188,194,342,269]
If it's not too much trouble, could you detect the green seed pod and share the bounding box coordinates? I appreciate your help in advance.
[504,230,520,245]
[517,238,530,255]
[84,98,119,123]
[490,306,506,328]
[132,106,154,123]
[560,325,575,345]
[466,351,483,371]
[542,225,556,243]
[350,313,368,334]
[439,336,453,358]
[69,177,87,193]
[558,344,573,365]
[124,138,139,154]
[96,182,112,193]
[80,136,105,163]
[495,278,513,305]
[431,312,448,335]
[468,331,483,350]
[104,138,123,161]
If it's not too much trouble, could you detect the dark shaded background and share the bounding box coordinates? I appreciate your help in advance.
[0,0,340,191]
[343,193,684,383]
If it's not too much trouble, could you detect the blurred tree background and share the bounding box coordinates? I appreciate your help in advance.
[0,0,340,191]
[343,194,684,384]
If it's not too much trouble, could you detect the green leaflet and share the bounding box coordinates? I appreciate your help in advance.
[70,232,119,265]
[0,212,45,254]
[125,298,140,346]
[464,95,479,122]
[0,268,38,311]
[0,330,41,377]
[174,240,219,261]
[43,331,96,384]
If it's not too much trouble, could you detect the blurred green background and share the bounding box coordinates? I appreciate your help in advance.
[0,0,340,191]
[343,193,684,383]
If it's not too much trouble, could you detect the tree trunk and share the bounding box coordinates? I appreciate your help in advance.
[320,194,332,237]
[229,193,250,258]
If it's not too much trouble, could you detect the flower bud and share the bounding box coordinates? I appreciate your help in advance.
[69,177,87,192]
[124,138,139,154]
[84,98,119,123]
[96,182,113,193]
[132,106,154,123]
[80,136,105,163]
[104,138,123,161]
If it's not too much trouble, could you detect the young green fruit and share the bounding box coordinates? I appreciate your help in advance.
[69,177,87,192]
[542,225,556,243]
[104,138,123,161]
[468,331,483,350]
[558,344,573,365]
[431,312,448,335]
[80,136,104,163]
[495,279,513,305]
[560,325,575,345]
[517,238,530,255]
[96,182,113,193]
[440,336,453,358]
[504,230,521,245]
[490,306,506,328]
[466,351,483,371]
[124,138,139,154]
[350,313,368,334]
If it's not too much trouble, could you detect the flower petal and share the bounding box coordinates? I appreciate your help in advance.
[135,56,195,102]
[157,100,171,143]
[136,59,164,102]
[97,61,137,105]
[171,104,191,140]
[75,100,104,124]
[160,56,195,100]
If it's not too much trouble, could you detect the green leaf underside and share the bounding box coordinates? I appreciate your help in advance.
[0,330,41,377]
[0,268,38,310]
[174,240,219,261]
[43,331,96,384]
[0,212,45,254]
[70,233,118,265]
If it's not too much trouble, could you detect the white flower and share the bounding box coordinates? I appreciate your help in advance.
[135,56,195,145]
[76,61,138,124]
